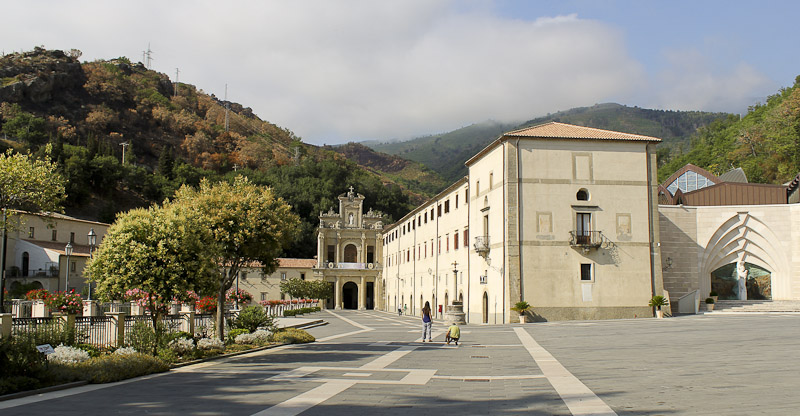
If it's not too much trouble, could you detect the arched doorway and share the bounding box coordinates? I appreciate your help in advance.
[444,293,449,313]
[711,262,772,300]
[482,292,488,323]
[342,282,358,309]
[344,244,358,263]
[22,252,29,277]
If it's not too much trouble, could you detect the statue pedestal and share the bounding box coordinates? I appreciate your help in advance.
[443,301,466,325]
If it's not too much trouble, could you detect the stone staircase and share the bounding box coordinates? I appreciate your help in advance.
[710,300,800,313]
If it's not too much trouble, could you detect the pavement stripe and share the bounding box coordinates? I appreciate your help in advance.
[252,380,356,416]
[514,327,617,416]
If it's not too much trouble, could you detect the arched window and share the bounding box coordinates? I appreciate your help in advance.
[576,189,589,201]
[343,244,358,262]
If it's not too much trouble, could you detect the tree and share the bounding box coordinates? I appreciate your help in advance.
[279,278,308,300]
[172,176,300,340]
[85,203,218,353]
[0,148,66,311]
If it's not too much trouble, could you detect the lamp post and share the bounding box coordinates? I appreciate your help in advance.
[87,228,96,300]
[65,242,73,292]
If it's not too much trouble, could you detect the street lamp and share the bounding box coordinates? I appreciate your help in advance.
[65,242,73,292]
[87,228,96,300]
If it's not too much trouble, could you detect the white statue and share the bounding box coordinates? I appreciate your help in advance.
[737,259,748,300]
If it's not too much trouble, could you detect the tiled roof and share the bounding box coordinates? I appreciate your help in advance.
[277,258,317,268]
[244,258,316,268]
[21,239,91,257]
[505,122,661,142]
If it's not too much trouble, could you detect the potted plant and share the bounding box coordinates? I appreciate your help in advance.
[709,291,718,303]
[649,295,669,318]
[704,297,715,312]
[511,301,532,323]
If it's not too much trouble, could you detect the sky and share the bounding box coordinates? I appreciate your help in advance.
[3,0,798,145]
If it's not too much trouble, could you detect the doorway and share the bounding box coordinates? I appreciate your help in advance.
[482,292,489,323]
[342,282,358,309]
[366,282,374,309]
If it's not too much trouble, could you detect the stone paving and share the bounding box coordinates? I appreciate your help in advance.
[2,310,800,415]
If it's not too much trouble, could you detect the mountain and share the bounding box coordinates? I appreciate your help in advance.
[658,76,800,184]
[366,103,730,183]
[0,47,420,258]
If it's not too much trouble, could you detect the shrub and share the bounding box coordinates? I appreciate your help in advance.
[227,328,250,344]
[0,376,41,396]
[197,337,224,351]
[47,344,91,364]
[49,353,169,384]
[114,346,137,355]
[234,332,256,344]
[44,291,83,314]
[271,328,315,344]
[76,343,102,358]
[25,288,50,300]
[125,322,156,354]
[0,335,47,380]
[169,337,195,354]
[230,306,274,333]
[252,329,270,344]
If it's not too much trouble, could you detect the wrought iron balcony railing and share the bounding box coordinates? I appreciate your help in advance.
[568,231,604,248]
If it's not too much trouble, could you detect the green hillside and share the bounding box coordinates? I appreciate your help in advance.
[367,104,729,183]
[0,47,417,259]
[658,76,800,184]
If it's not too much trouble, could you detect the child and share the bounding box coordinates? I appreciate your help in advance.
[445,322,460,345]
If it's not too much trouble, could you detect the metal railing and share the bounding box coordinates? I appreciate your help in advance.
[11,317,58,335]
[75,316,115,347]
[568,231,604,248]
[6,268,60,278]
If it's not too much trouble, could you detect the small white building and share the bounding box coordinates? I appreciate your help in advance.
[3,211,108,296]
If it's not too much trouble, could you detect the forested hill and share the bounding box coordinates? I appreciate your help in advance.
[365,103,729,183]
[0,47,419,259]
[658,76,800,184]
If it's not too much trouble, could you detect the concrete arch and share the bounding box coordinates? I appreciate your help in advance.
[700,212,791,298]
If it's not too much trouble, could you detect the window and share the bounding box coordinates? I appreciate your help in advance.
[446,234,450,252]
[261,292,268,301]
[483,215,489,237]
[576,189,589,201]
[431,239,434,256]
[28,227,34,238]
[454,231,459,250]
[437,204,442,217]
[465,189,469,203]
[418,216,421,226]
[476,180,480,196]
[70,261,76,272]
[424,242,427,258]
[281,272,287,280]
[444,200,450,213]
[424,212,428,223]
[281,293,286,300]
[438,237,441,254]
[301,273,306,280]
[430,208,434,219]
[455,196,458,209]
[580,263,593,281]
[489,172,493,189]
[70,232,75,243]
[52,230,57,241]
[463,229,468,247]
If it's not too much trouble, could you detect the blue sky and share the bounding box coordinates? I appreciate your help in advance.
[2,1,798,144]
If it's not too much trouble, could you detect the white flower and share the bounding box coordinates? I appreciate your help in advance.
[170,337,196,354]
[253,330,270,343]
[235,333,256,344]
[197,337,224,350]
[47,344,90,364]
[114,346,138,355]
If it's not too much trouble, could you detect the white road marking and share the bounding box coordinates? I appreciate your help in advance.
[514,327,617,416]
[251,380,355,416]
[432,374,546,381]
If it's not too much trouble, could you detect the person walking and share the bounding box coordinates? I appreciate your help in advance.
[421,301,433,342]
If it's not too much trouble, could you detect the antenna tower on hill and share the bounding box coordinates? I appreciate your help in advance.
[142,43,153,69]
[224,84,230,132]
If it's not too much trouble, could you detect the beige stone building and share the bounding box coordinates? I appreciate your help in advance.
[313,187,385,310]
[237,258,317,303]
[3,212,109,296]
[383,122,664,323]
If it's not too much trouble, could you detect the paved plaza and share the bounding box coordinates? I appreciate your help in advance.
[2,310,799,415]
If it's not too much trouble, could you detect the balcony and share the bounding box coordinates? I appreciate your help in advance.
[569,231,604,249]
[323,262,379,270]
[474,236,490,257]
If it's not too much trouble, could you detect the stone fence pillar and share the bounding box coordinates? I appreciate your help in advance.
[0,313,11,338]
[180,311,195,335]
[105,312,127,348]
[83,300,99,317]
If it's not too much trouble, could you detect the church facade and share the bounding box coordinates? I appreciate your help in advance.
[313,187,385,310]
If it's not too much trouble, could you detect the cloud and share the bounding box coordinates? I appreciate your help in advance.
[648,48,773,114]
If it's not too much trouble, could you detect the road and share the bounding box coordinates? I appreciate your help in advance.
[2,310,798,415]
